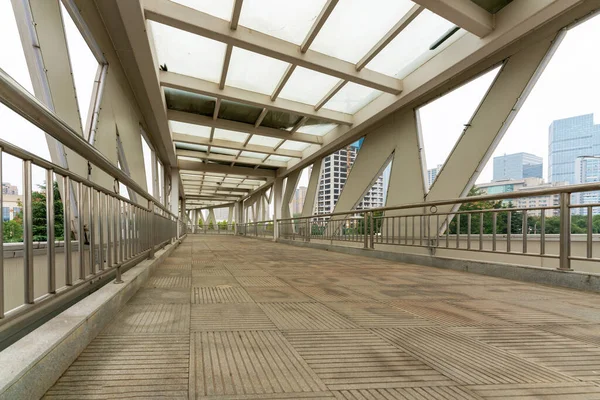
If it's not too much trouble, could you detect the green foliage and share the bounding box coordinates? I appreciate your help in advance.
[217,220,228,230]
[198,218,203,227]
[3,181,64,243]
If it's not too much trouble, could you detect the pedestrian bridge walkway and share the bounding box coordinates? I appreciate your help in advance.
[45,235,600,399]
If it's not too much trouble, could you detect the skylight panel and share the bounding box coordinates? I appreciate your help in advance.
[169,121,212,137]
[366,10,460,78]
[213,128,248,143]
[322,82,381,114]
[240,151,266,159]
[297,121,338,136]
[279,140,311,151]
[226,47,289,95]
[211,146,239,156]
[248,135,281,147]
[310,0,416,63]
[269,155,292,162]
[149,21,226,83]
[239,0,327,44]
[278,67,340,106]
[175,142,209,152]
[171,0,234,20]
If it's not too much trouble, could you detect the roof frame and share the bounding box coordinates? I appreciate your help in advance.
[174,133,302,158]
[177,149,287,168]
[178,159,276,178]
[412,0,494,38]
[143,0,403,94]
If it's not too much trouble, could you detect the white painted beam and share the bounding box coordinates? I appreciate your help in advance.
[412,0,494,38]
[168,110,324,145]
[300,0,339,53]
[177,149,287,167]
[143,0,403,94]
[160,71,352,125]
[178,159,276,178]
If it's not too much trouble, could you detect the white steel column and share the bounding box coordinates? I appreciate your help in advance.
[426,34,558,231]
[207,208,217,227]
[301,159,323,217]
[272,177,284,239]
[170,168,180,215]
[227,205,234,230]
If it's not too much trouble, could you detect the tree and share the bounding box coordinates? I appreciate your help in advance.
[3,219,23,243]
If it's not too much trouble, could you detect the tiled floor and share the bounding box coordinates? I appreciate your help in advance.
[45,235,600,399]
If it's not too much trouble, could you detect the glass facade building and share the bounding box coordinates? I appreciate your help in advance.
[493,152,543,181]
[548,114,600,184]
[573,156,600,215]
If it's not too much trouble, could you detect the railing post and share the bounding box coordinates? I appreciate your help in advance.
[23,160,34,304]
[148,200,155,260]
[363,213,368,249]
[558,192,572,271]
[305,219,310,242]
[370,212,375,249]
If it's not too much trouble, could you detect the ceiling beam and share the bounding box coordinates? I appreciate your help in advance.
[355,5,424,71]
[180,169,269,181]
[178,159,276,178]
[177,149,287,167]
[160,71,352,125]
[300,0,339,53]
[412,0,494,38]
[144,0,403,94]
[270,64,296,101]
[173,133,302,158]
[168,109,324,145]
[186,194,243,201]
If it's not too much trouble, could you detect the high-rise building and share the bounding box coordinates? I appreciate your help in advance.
[573,156,600,215]
[548,114,600,184]
[316,143,384,214]
[493,152,543,181]
[2,182,18,195]
[427,164,442,188]
[291,186,307,216]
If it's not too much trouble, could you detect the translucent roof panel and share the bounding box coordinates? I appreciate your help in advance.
[211,146,239,156]
[178,156,203,162]
[149,21,226,83]
[297,120,338,136]
[240,151,266,159]
[366,10,460,79]
[279,140,311,151]
[278,67,340,106]
[269,155,292,162]
[322,82,381,114]
[175,142,209,152]
[310,0,416,63]
[261,110,302,130]
[164,88,216,117]
[0,1,34,93]
[239,0,327,45]
[171,0,234,20]
[170,121,212,137]
[248,135,281,147]
[218,99,263,124]
[213,128,248,143]
[226,47,289,95]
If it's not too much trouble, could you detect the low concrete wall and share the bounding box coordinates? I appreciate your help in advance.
[278,238,600,293]
[0,237,184,399]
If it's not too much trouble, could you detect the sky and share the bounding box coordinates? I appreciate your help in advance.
[1,2,599,200]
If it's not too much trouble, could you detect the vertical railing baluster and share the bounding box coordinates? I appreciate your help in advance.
[506,211,511,253]
[98,191,104,270]
[492,212,497,252]
[411,216,415,245]
[88,187,95,274]
[46,169,56,294]
[23,160,34,304]
[479,212,484,251]
[587,206,593,260]
[456,214,460,249]
[78,182,85,280]
[64,176,72,286]
[106,194,112,269]
[540,211,546,255]
[522,210,528,254]
[467,214,471,250]
[558,192,571,271]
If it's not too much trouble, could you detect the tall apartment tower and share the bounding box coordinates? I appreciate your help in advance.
[427,164,443,188]
[493,152,543,181]
[316,143,384,214]
[548,114,600,184]
[573,156,600,215]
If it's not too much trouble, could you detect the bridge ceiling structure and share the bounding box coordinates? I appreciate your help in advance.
[101,0,597,210]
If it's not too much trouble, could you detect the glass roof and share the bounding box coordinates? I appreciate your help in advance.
[297,120,338,136]
[150,21,226,83]
[310,0,416,63]
[171,0,234,20]
[278,67,340,106]
[366,10,461,78]
[218,99,263,123]
[248,135,281,147]
[279,140,311,151]
[213,128,248,142]
[175,142,209,152]
[226,47,289,95]
[211,146,239,156]
[322,82,381,114]
[169,121,211,137]
[240,151,266,159]
[164,88,216,117]
[238,0,328,45]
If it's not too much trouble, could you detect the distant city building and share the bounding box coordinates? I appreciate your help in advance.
[548,114,600,184]
[493,152,543,181]
[2,182,18,195]
[317,142,384,214]
[212,207,230,221]
[427,164,442,188]
[476,177,568,217]
[292,186,307,215]
[2,194,22,221]
[573,156,600,215]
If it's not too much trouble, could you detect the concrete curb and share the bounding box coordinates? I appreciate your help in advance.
[0,239,184,400]
[278,239,600,293]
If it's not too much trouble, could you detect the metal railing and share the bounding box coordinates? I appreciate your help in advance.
[238,221,274,238]
[192,224,236,235]
[277,184,600,272]
[0,67,184,342]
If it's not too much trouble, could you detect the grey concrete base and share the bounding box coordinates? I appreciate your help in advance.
[278,239,600,293]
[0,238,184,400]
